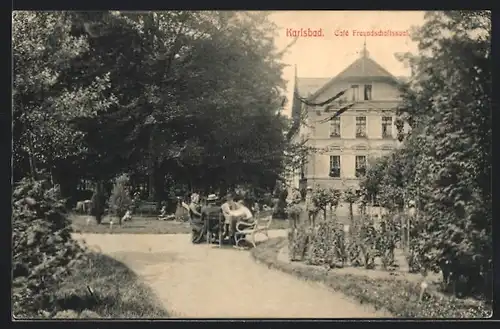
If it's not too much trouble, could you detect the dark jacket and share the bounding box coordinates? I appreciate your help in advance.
[201,203,222,223]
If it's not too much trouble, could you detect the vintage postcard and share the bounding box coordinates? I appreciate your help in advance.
[12,10,492,320]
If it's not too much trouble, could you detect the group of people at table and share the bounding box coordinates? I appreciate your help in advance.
[186,193,262,245]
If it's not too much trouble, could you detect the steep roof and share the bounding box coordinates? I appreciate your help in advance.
[334,53,397,81]
[295,45,403,101]
[296,77,330,97]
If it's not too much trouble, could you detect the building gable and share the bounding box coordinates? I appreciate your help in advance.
[309,48,401,102]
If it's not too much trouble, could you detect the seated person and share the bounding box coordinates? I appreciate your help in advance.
[252,202,260,214]
[228,198,254,239]
[189,193,205,244]
[221,194,236,237]
[189,193,202,221]
[201,194,223,242]
[122,209,132,222]
[158,204,167,219]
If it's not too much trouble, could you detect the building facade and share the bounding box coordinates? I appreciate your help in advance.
[288,46,407,192]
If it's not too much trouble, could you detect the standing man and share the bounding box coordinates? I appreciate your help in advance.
[305,186,315,226]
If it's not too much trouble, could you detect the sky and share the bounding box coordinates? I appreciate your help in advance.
[267,11,426,116]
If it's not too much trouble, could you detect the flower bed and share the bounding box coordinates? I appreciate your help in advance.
[251,237,492,318]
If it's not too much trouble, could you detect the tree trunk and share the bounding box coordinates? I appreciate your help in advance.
[27,131,37,181]
[148,169,155,201]
[349,203,354,226]
[153,164,164,211]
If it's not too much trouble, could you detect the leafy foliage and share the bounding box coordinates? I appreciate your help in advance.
[328,188,342,212]
[12,177,86,317]
[13,11,298,203]
[360,11,491,299]
[255,237,492,318]
[311,186,332,222]
[342,187,358,226]
[288,224,312,262]
[13,12,116,180]
[306,220,345,268]
[108,174,133,224]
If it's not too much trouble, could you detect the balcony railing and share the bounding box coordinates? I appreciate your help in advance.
[356,130,367,138]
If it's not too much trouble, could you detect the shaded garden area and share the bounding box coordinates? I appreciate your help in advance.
[12,11,300,318]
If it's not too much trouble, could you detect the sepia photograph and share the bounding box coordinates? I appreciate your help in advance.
[12,10,492,319]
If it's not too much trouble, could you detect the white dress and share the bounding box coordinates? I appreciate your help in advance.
[230,206,253,221]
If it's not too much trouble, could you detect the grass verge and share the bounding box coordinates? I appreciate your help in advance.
[250,237,492,319]
[49,252,169,318]
[71,214,290,234]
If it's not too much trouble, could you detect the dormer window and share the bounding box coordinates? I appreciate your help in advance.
[364,84,372,100]
[351,85,359,101]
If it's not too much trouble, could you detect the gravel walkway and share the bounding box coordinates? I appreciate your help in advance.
[73,230,388,318]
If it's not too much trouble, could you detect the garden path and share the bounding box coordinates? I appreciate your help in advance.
[74,230,389,318]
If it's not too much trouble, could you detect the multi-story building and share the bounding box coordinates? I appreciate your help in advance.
[288,45,408,192]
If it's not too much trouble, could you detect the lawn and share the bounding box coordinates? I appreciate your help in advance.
[70,213,290,234]
[18,252,169,319]
[251,237,492,318]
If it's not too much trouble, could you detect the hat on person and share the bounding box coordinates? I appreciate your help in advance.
[307,186,313,190]
[207,194,218,202]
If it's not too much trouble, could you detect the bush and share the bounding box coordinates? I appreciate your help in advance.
[311,187,331,223]
[328,188,342,212]
[108,174,133,225]
[288,224,311,262]
[306,220,345,268]
[357,220,379,269]
[12,177,86,318]
[253,238,492,318]
[342,188,358,226]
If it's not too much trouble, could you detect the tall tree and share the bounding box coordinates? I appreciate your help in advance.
[378,10,491,296]
[13,11,116,185]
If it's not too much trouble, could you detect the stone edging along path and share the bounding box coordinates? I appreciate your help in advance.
[250,237,394,317]
[250,237,491,319]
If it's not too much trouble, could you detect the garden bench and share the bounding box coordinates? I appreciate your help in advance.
[135,201,158,216]
[234,210,274,248]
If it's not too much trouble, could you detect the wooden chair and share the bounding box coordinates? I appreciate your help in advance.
[234,210,273,248]
[206,212,224,248]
